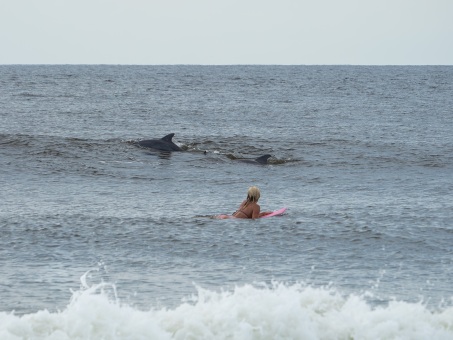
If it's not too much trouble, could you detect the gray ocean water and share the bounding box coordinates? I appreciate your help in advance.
[1,65,452,325]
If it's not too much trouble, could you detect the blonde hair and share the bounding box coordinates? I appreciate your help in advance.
[246,186,260,203]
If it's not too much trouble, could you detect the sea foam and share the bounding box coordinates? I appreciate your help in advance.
[1,279,452,340]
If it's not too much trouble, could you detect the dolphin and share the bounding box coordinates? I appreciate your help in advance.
[138,133,182,151]
[236,154,272,164]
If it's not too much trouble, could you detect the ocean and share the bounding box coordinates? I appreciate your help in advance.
[0,65,452,339]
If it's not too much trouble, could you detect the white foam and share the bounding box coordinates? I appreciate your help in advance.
[1,281,452,339]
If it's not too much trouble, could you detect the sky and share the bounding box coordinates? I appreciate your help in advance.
[1,0,452,65]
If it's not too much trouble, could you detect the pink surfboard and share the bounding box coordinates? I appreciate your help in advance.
[261,207,287,218]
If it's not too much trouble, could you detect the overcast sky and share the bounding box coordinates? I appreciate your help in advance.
[1,0,452,65]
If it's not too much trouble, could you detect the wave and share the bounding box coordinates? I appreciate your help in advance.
[1,273,452,339]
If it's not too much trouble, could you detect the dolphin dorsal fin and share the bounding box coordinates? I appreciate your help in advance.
[161,133,175,142]
[255,154,272,164]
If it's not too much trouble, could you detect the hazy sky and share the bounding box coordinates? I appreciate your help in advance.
[1,0,452,65]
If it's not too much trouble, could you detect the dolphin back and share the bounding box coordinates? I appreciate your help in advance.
[255,154,272,164]
[138,133,182,151]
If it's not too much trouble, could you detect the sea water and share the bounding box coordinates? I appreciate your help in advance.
[0,65,452,339]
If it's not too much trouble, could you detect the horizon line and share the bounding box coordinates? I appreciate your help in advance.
[1,63,452,67]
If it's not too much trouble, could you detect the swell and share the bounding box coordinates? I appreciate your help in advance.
[0,133,134,179]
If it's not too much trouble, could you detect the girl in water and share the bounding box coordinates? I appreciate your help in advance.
[218,186,271,219]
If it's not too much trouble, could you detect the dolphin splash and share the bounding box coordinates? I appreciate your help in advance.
[137,134,275,164]
[227,154,273,164]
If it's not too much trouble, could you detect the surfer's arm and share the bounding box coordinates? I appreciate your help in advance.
[258,211,272,217]
[251,205,261,219]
